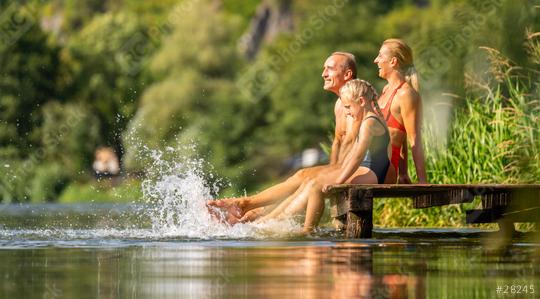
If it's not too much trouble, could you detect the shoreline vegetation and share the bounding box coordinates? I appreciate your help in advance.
[1,0,539,228]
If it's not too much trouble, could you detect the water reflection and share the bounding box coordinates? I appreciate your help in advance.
[0,203,538,298]
[2,240,538,298]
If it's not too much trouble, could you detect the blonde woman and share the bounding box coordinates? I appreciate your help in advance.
[374,38,428,183]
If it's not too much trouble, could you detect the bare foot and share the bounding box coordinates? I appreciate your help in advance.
[239,207,265,223]
[206,198,244,225]
[206,204,238,224]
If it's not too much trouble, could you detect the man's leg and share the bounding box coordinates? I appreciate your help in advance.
[241,165,329,210]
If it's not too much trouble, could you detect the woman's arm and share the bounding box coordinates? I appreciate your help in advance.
[398,138,412,184]
[400,90,428,183]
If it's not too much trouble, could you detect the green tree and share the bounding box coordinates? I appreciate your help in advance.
[0,7,59,155]
[0,2,60,202]
[39,101,101,176]
[60,11,152,155]
[123,1,247,177]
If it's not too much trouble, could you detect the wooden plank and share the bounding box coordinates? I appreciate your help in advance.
[349,189,373,211]
[328,184,540,208]
[413,189,476,208]
[327,184,540,198]
[481,193,510,208]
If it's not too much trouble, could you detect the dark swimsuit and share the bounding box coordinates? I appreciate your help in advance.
[359,115,390,184]
[380,81,406,170]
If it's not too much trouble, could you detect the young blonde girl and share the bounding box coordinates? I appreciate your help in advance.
[258,79,391,232]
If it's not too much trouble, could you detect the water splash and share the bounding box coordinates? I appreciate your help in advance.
[0,144,302,242]
[138,145,302,239]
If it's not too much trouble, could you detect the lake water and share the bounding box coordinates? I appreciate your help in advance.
[0,203,538,299]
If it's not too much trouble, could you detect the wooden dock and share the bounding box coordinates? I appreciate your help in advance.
[326,184,540,238]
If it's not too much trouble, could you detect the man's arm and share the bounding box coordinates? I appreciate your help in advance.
[400,89,428,183]
[330,99,343,165]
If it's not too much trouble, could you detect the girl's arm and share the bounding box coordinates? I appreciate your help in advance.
[333,118,376,185]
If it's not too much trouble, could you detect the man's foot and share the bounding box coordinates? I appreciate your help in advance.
[206,198,244,225]
[239,207,265,223]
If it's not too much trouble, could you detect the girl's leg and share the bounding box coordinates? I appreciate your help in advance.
[241,165,330,210]
[279,180,315,218]
[256,180,313,222]
[262,180,316,222]
[303,167,377,232]
[303,183,326,232]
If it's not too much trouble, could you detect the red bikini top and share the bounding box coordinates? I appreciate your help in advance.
[381,81,406,132]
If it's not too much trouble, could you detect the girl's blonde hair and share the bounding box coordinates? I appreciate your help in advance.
[340,79,382,117]
[382,38,420,92]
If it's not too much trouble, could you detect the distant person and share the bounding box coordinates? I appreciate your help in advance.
[208,52,367,223]
[93,147,120,178]
[255,79,390,232]
[374,39,428,183]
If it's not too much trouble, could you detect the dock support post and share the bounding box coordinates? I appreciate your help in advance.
[345,189,373,238]
[346,210,372,238]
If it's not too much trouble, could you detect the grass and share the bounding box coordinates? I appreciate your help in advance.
[58,178,142,203]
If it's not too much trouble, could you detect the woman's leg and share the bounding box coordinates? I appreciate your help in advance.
[383,164,397,184]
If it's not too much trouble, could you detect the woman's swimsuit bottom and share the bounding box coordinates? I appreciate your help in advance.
[381,81,407,170]
[359,116,390,184]
[390,145,400,171]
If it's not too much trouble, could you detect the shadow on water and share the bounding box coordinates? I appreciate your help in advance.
[0,203,538,298]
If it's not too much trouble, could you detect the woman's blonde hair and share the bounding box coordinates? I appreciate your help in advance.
[340,79,382,117]
[382,38,420,92]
